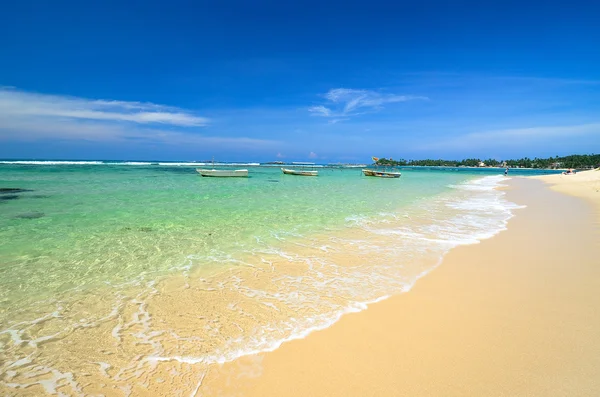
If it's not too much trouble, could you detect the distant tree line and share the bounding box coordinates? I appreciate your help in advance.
[375,154,600,169]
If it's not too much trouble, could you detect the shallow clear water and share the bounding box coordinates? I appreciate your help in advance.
[0,164,471,306]
[0,162,551,395]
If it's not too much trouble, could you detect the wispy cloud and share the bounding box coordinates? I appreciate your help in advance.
[416,123,600,152]
[464,123,600,141]
[307,105,332,117]
[0,88,208,127]
[308,88,427,121]
[0,88,282,149]
[327,118,349,124]
[0,114,279,147]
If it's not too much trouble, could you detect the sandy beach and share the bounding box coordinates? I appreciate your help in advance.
[534,168,600,219]
[199,175,600,396]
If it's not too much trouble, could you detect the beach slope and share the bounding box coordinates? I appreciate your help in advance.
[533,168,599,218]
[200,177,600,396]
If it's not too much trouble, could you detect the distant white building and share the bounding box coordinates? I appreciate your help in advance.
[478,161,486,167]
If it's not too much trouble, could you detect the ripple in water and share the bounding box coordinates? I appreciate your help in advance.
[0,170,522,395]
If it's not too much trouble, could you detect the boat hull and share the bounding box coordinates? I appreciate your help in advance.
[196,169,249,177]
[362,169,401,178]
[281,168,318,176]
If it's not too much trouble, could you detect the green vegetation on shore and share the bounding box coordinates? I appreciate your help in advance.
[375,154,600,169]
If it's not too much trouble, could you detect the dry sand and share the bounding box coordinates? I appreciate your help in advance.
[199,177,600,396]
[533,168,600,217]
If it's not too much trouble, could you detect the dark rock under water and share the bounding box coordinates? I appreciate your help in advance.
[0,188,34,194]
[14,211,45,219]
[0,195,20,201]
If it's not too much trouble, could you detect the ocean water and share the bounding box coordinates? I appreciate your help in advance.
[0,162,552,395]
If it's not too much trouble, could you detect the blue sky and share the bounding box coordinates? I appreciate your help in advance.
[1,0,598,162]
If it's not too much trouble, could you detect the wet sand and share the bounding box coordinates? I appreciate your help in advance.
[200,177,600,396]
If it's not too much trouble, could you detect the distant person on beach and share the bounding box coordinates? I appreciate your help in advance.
[504,167,508,176]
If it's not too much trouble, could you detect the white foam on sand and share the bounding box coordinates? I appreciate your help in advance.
[144,175,525,370]
[0,175,526,395]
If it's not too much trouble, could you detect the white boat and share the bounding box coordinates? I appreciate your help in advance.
[281,168,318,176]
[196,169,248,177]
[362,169,401,178]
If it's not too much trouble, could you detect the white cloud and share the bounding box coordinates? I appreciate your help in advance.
[308,151,318,159]
[0,87,282,149]
[0,88,208,127]
[328,118,349,124]
[0,115,278,148]
[309,88,427,121]
[276,152,285,158]
[307,105,331,117]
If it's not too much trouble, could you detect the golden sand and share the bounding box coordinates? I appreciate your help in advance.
[1,184,471,396]
[5,175,598,396]
[533,169,600,221]
[199,177,600,396]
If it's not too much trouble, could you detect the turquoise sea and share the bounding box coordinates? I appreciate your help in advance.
[0,161,559,395]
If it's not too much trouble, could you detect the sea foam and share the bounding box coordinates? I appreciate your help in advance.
[0,174,524,396]
[141,175,524,372]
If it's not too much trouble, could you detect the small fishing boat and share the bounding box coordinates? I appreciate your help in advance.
[196,169,248,177]
[281,168,318,176]
[362,169,401,178]
[362,156,401,178]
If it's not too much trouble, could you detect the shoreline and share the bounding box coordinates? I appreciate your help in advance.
[199,176,600,396]
[3,172,598,395]
[0,159,587,172]
[1,172,516,396]
[142,175,515,367]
